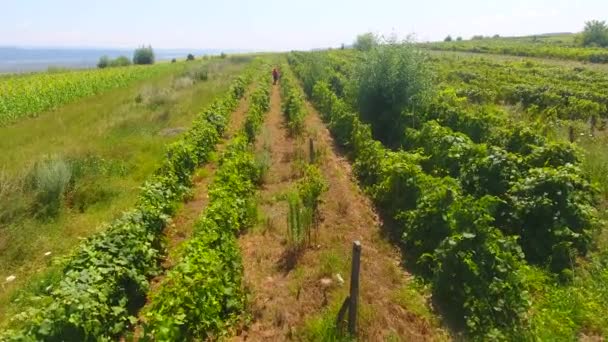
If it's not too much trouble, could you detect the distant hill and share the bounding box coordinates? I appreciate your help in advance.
[0,47,248,73]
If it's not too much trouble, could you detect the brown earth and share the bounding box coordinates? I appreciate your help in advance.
[234,82,450,341]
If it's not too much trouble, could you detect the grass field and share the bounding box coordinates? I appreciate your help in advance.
[0,58,248,323]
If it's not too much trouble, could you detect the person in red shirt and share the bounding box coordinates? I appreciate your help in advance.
[272,68,279,85]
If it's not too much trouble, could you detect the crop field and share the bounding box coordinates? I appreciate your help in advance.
[1,39,608,341]
[0,63,177,126]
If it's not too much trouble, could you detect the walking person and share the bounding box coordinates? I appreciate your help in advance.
[272,67,279,85]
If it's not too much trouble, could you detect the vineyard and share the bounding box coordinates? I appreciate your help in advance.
[1,41,607,341]
[421,34,608,63]
[288,45,608,340]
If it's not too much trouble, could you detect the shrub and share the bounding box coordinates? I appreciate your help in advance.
[186,53,195,61]
[582,20,608,47]
[220,52,227,59]
[432,196,529,338]
[171,58,176,63]
[508,165,598,271]
[194,69,209,82]
[444,35,453,42]
[133,45,155,65]
[353,32,378,51]
[353,42,433,147]
[27,156,72,219]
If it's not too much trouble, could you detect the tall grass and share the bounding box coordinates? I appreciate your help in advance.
[27,157,72,219]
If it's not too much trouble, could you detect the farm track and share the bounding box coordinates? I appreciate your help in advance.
[234,84,448,340]
[127,84,255,339]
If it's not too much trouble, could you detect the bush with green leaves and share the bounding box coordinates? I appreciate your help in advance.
[98,55,131,69]
[508,165,598,271]
[353,32,379,51]
[110,56,131,67]
[432,196,529,338]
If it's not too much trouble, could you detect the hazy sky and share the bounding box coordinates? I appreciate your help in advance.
[1,0,606,50]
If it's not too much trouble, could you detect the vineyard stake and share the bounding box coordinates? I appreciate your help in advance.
[348,241,361,335]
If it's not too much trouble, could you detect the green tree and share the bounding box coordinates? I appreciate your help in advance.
[133,45,155,65]
[353,32,378,51]
[582,20,608,47]
[456,36,463,41]
[97,55,110,69]
[444,35,453,42]
[109,56,131,67]
[352,42,433,147]
[186,53,195,61]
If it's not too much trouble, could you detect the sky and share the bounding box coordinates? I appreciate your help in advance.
[1,0,607,51]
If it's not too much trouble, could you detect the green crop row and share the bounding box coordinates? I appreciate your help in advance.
[0,64,175,126]
[140,77,271,340]
[1,65,254,341]
[280,64,307,136]
[289,51,600,339]
[244,76,271,142]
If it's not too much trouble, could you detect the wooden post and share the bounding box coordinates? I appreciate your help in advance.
[568,126,575,143]
[348,241,361,335]
[309,137,315,164]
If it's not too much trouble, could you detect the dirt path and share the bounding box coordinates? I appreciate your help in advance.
[234,84,449,340]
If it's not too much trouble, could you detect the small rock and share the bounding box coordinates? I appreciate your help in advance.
[335,273,345,285]
[44,251,52,257]
[6,275,16,283]
[159,127,187,137]
[320,278,333,288]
